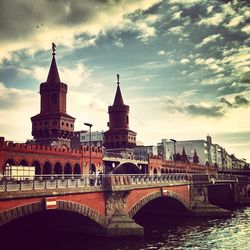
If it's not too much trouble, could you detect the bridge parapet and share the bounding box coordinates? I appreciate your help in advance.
[0,137,103,158]
[103,156,147,165]
[0,174,191,196]
[104,174,190,191]
[1,173,240,195]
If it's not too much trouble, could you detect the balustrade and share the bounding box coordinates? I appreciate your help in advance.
[0,173,236,193]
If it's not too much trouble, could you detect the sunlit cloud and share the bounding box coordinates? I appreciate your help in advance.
[1,0,250,162]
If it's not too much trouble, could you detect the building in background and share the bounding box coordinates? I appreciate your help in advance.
[230,155,248,169]
[71,130,104,149]
[157,136,236,168]
[133,145,158,159]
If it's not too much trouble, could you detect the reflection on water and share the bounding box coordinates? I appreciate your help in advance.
[1,207,249,250]
[143,207,250,250]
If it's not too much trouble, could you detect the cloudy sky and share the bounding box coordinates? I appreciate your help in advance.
[0,0,249,161]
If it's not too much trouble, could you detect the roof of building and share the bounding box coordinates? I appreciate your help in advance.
[113,77,124,106]
[46,53,61,84]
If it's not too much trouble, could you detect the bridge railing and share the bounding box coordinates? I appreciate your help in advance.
[0,173,191,192]
[103,152,148,161]
[210,174,239,181]
[0,174,93,192]
[104,173,191,187]
[0,173,239,192]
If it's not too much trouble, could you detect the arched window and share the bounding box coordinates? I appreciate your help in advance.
[19,160,29,166]
[43,162,52,175]
[32,161,41,175]
[64,163,72,176]
[73,164,81,176]
[54,162,62,175]
[52,93,57,105]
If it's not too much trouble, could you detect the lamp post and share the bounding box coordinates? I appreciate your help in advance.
[84,123,93,174]
[170,139,177,170]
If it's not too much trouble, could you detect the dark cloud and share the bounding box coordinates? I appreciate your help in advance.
[161,98,226,118]
[217,82,250,97]
[180,3,208,22]
[0,0,126,43]
[215,131,250,144]
[185,104,225,117]
[234,95,249,107]
[220,97,233,108]
[0,83,27,109]
[220,95,249,109]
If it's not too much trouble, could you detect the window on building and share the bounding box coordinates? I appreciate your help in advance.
[52,93,57,105]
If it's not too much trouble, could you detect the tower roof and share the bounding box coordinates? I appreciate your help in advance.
[113,74,124,106]
[46,43,61,84]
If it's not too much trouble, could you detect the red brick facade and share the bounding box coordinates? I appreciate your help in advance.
[0,185,191,226]
[31,49,75,147]
[148,155,216,174]
[0,137,103,175]
[103,75,136,152]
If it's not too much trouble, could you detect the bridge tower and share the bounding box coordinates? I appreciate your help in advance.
[103,74,136,154]
[31,43,75,147]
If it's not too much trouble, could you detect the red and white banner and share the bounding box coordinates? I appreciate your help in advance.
[45,197,57,209]
[162,188,169,196]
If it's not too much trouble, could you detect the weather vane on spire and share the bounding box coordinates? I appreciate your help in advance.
[117,74,120,84]
[52,42,56,56]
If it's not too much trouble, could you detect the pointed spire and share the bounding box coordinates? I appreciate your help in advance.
[193,149,199,164]
[113,74,124,106]
[46,42,61,84]
[181,146,188,162]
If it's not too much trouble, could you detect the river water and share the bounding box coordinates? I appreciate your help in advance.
[1,207,250,250]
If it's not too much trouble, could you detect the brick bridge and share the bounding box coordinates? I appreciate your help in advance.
[1,173,249,237]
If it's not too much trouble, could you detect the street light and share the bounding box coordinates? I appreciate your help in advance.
[170,139,177,170]
[84,122,93,173]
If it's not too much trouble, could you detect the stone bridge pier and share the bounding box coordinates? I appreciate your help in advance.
[105,191,144,237]
[102,174,231,237]
[189,175,231,217]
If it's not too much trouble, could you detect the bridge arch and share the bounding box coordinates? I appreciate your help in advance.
[64,163,72,175]
[32,160,41,175]
[0,201,106,229]
[5,159,16,166]
[57,200,106,227]
[128,191,190,218]
[3,159,16,172]
[89,163,96,174]
[73,163,81,175]
[113,162,140,174]
[43,161,52,175]
[19,159,29,166]
[54,162,63,175]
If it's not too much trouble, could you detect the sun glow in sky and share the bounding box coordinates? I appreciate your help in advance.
[0,0,249,161]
